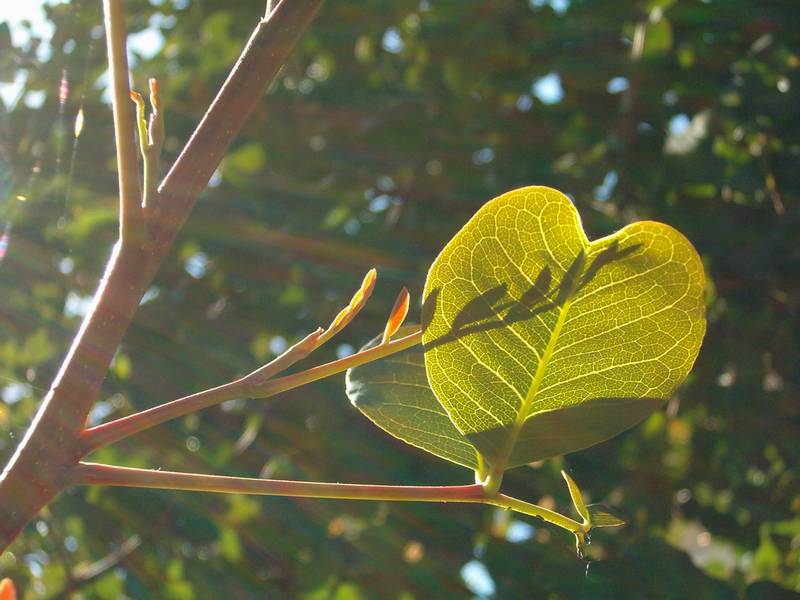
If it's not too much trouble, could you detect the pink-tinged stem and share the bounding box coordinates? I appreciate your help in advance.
[73,462,583,532]
[0,0,324,553]
[81,329,423,452]
[74,462,486,503]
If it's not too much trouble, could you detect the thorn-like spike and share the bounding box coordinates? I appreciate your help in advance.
[382,287,410,344]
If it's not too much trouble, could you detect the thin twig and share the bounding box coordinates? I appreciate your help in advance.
[103,0,144,244]
[81,329,423,452]
[147,0,324,250]
[244,268,377,385]
[48,535,141,600]
[0,0,324,551]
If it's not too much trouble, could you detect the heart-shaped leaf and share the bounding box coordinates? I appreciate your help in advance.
[346,326,481,470]
[422,186,706,472]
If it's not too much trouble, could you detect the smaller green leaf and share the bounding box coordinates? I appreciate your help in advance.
[561,470,589,524]
[345,326,480,470]
[586,504,625,528]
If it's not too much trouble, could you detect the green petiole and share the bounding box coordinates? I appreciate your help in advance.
[130,78,165,213]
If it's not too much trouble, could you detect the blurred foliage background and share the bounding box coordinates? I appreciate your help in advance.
[0,0,798,597]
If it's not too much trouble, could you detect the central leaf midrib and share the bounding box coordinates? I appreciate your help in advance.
[493,297,573,470]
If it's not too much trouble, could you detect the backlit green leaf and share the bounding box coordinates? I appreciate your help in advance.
[346,327,480,470]
[586,504,626,528]
[422,186,706,471]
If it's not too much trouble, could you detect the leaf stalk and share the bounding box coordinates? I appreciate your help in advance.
[73,462,584,536]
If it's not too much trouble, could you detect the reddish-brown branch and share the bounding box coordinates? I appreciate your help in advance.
[0,0,324,551]
[146,0,325,260]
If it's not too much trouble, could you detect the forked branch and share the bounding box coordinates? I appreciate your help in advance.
[0,0,612,561]
[0,0,324,551]
[81,328,423,452]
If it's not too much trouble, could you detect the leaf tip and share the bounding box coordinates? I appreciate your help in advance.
[360,268,378,301]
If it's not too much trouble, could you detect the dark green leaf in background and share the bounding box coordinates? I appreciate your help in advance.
[346,326,480,471]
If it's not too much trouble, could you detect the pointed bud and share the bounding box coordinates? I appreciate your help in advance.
[320,269,378,344]
[0,578,16,600]
[382,287,410,344]
[349,268,377,311]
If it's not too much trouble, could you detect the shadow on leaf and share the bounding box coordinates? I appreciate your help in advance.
[422,240,641,352]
